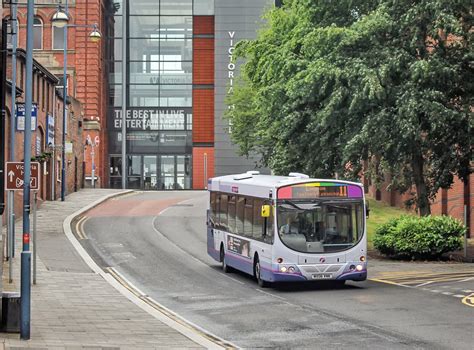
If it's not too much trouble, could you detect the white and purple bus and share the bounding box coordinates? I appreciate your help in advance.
[207,172,368,287]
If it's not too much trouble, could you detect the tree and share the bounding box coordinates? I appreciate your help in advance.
[227,0,473,216]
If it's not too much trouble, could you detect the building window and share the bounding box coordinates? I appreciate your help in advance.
[52,25,65,50]
[6,17,18,48]
[193,0,214,15]
[33,17,43,50]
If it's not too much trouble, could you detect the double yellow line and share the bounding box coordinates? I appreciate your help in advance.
[74,216,89,240]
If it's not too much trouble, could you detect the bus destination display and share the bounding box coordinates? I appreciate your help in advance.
[278,183,363,199]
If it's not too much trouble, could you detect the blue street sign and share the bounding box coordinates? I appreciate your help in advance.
[16,103,38,131]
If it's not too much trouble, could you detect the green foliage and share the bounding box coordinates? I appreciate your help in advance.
[373,215,465,259]
[31,151,52,163]
[227,0,473,215]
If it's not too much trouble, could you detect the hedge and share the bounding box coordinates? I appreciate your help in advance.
[373,215,465,260]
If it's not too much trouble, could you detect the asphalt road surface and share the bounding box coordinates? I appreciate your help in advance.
[77,191,474,349]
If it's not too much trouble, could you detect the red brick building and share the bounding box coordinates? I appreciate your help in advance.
[3,0,106,188]
[4,48,84,220]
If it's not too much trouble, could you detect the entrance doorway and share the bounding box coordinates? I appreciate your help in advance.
[121,154,191,190]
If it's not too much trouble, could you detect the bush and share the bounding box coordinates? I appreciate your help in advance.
[373,215,465,260]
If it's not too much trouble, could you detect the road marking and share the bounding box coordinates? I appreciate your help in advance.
[369,278,414,288]
[453,295,465,298]
[441,292,453,296]
[371,271,474,287]
[461,293,474,308]
[462,290,473,293]
[106,267,237,349]
[220,273,245,285]
[414,281,434,288]
[75,216,88,240]
[255,289,287,301]
[459,277,474,283]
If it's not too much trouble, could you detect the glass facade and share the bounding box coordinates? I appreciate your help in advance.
[106,0,207,190]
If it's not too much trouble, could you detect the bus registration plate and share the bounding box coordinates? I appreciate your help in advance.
[312,273,332,280]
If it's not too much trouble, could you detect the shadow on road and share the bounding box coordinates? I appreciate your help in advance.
[209,265,367,293]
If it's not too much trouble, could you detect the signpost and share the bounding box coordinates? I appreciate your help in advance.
[5,162,40,191]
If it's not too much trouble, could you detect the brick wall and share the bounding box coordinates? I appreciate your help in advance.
[75,0,106,185]
[192,16,215,189]
[368,173,473,238]
[193,147,215,190]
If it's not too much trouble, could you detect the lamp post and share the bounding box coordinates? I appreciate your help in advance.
[52,3,101,201]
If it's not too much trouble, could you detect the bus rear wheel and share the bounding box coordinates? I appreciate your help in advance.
[220,246,231,273]
[254,257,270,288]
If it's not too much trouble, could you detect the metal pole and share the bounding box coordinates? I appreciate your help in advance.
[204,153,207,189]
[464,205,468,259]
[9,213,14,283]
[91,142,95,188]
[121,0,127,189]
[8,3,18,264]
[51,90,56,200]
[0,19,7,290]
[32,192,37,285]
[20,0,35,340]
[61,0,69,201]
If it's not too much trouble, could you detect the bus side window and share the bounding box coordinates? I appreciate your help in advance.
[220,194,228,231]
[215,194,221,229]
[244,198,253,238]
[253,199,263,241]
[265,206,274,244]
[236,196,245,235]
[228,196,236,234]
[210,192,216,227]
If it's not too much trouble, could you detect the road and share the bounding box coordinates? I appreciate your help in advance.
[76,191,474,349]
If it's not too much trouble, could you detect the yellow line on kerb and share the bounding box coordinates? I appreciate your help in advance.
[462,294,474,308]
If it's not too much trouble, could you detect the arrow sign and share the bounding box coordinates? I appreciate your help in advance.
[5,162,40,191]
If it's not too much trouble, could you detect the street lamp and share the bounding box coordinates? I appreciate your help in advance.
[51,6,69,28]
[52,1,101,201]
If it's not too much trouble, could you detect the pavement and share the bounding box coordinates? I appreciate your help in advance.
[0,189,208,350]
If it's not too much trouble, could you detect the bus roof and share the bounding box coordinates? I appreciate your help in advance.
[208,172,363,199]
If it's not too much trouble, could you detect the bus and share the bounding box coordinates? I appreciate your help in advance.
[207,171,367,287]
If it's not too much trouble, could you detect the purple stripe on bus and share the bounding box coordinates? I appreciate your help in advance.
[348,185,363,198]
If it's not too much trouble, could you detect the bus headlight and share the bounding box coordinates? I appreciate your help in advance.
[288,266,296,273]
[280,266,288,273]
[356,264,363,271]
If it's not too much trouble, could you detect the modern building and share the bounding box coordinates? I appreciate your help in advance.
[105,0,274,190]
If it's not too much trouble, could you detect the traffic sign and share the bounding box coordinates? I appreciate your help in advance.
[5,162,40,191]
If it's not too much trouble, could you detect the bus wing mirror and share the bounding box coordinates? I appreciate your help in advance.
[365,203,370,218]
[261,205,271,218]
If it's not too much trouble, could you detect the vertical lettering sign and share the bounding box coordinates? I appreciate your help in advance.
[46,114,55,146]
[16,103,38,131]
[227,31,236,134]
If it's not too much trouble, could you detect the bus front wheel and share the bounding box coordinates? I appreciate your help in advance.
[254,257,270,288]
[220,246,231,273]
